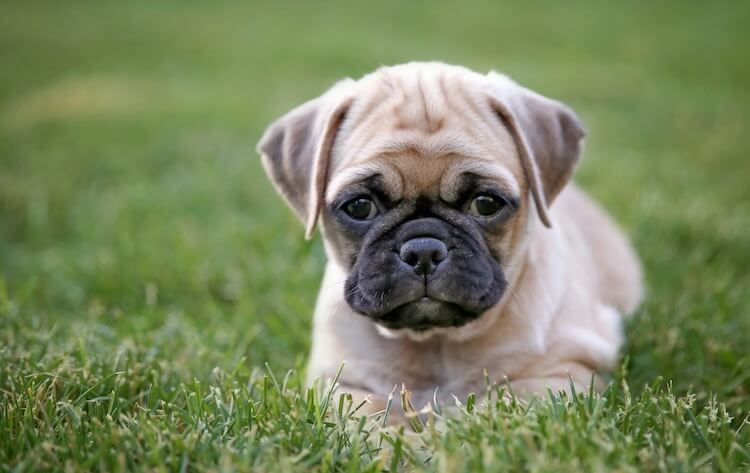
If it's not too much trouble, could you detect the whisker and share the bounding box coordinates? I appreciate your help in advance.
[322,278,348,291]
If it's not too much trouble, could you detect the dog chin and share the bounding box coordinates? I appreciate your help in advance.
[375,298,478,329]
[373,303,503,342]
[375,323,450,342]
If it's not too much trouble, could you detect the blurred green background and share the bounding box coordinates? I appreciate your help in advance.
[1,0,749,443]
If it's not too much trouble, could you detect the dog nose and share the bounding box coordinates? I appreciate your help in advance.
[399,237,448,276]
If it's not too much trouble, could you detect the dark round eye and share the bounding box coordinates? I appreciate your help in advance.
[468,193,506,217]
[343,197,378,220]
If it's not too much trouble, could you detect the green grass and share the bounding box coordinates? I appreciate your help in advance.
[1,0,749,470]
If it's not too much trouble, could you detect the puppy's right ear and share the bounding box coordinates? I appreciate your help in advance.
[257,81,354,239]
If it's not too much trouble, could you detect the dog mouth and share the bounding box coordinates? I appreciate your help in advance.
[372,296,481,331]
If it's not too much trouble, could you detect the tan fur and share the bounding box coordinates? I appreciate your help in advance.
[258,62,643,419]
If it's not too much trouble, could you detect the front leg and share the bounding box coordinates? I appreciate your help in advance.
[440,362,607,406]
[333,385,407,425]
[506,362,607,399]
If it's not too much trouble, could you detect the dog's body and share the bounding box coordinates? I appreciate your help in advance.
[258,62,642,413]
[310,183,640,410]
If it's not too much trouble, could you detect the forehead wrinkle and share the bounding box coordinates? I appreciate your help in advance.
[333,89,410,168]
[356,86,406,131]
[335,70,510,170]
[348,92,389,132]
[346,127,490,166]
[416,70,431,126]
[437,74,502,144]
[339,71,406,137]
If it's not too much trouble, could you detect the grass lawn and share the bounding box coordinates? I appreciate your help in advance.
[1,0,749,470]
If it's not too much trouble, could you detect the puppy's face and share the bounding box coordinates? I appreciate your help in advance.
[323,155,525,332]
[258,63,585,338]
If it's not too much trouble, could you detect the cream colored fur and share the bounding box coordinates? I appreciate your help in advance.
[259,62,643,417]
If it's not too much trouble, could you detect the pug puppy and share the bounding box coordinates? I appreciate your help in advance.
[257,62,643,414]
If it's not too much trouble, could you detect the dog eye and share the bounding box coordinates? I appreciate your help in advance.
[343,197,378,220]
[468,193,506,217]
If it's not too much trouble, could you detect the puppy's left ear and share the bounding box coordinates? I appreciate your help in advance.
[487,73,586,227]
[257,80,354,239]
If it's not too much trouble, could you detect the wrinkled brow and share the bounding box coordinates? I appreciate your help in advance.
[326,163,403,203]
[329,174,400,206]
[440,160,521,202]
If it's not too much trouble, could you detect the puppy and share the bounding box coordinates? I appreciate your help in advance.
[257,62,643,414]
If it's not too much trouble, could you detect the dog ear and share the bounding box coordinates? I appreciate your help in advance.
[487,73,586,228]
[257,81,354,239]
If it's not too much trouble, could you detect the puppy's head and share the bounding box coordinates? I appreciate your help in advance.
[258,62,585,339]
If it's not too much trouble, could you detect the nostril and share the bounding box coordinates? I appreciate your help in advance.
[399,237,449,275]
[403,252,418,266]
